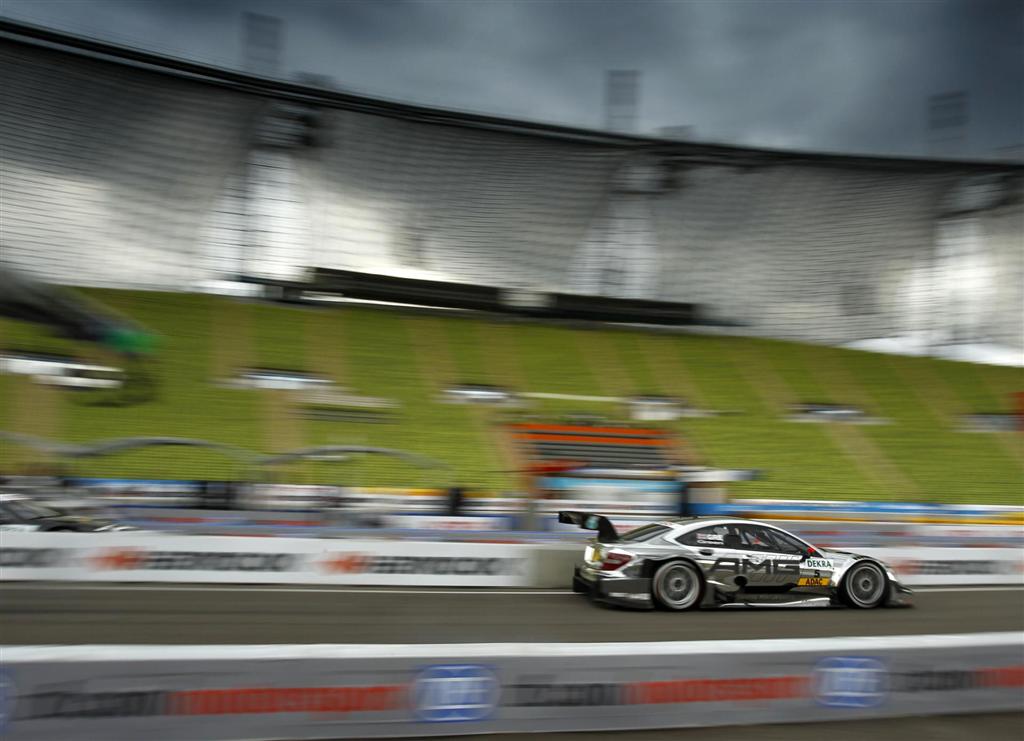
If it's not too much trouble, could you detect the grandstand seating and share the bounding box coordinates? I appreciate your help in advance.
[1,292,1021,504]
[1,30,1020,351]
[0,26,1020,505]
[0,42,259,289]
[509,423,675,469]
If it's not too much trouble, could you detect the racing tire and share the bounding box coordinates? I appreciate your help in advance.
[651,560,704,611]
[572,572,589,594]
[840,561,888,609]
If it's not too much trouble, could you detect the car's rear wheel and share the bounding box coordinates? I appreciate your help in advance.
[571,569,589,594]
[652,561,704,611]
[840,562,887,608]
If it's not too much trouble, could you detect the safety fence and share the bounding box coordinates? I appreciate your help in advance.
[1,532,1022,588]
[1,632,1022,739]
[83,508,1024,549]
[48,478,1024,525]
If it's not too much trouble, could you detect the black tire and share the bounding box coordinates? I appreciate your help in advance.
[840,561,888,608]
[651,560,704,611]
[572,573,589,594]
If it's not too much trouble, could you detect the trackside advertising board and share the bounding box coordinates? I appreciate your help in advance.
[1,633,1021,739]
[0,534,1022,587]
[858,546,1024,587]
[0,533,535,587]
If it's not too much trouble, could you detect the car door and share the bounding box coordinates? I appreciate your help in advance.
[676,524,752,591]
[761,526,838,588]
[733,524,804,589]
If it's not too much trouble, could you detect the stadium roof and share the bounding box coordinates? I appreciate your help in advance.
[2,18,1021,173]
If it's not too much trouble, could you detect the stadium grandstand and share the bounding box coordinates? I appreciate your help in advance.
[1,20,1022,505]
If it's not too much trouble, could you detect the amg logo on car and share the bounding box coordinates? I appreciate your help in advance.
[711,558,801,582]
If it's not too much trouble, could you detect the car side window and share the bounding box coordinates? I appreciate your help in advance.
[738,525,804,554]
[736,525,783,552]
[677,525,729,547]
[764,528,807,555]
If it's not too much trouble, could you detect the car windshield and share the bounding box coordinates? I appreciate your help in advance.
[618,524,670,542]
[5,500,61,520]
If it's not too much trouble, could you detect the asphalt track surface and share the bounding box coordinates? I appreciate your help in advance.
[420,713,1024,741]
[1,584,1021,644]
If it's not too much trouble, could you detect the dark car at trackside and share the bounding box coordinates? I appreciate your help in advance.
[0,492,135,532]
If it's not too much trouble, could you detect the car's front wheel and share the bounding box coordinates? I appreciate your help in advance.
[840,562,888,608]
[651,561,704,611]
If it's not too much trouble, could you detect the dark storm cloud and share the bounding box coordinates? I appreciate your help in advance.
[2,0,1021,158]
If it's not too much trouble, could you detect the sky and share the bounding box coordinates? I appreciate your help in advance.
[2,0,1021,158]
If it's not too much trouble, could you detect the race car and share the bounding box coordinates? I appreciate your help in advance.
[561,511,912,610]
[0,492,135,532]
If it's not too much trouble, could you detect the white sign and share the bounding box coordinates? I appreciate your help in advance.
[858,547,1024,586]
[0,533,536,587]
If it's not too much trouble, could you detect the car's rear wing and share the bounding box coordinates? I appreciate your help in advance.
[557,511,619,542]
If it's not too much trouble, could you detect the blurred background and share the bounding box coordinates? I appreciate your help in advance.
[0,0,1021,531]
[0,1,1021,739]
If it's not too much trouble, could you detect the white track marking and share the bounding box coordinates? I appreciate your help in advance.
[0,584,1021,595]
[3,631,1021,663]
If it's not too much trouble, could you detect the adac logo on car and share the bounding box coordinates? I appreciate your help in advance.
[413,664,499,722]
[814,657,887,708]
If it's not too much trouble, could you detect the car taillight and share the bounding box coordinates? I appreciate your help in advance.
[599,551,633,571]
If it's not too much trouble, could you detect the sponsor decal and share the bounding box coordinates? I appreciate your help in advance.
[18,685,405,719]
[628,676,809,704]
[413,665,499,722]
[890,666,1024,692]
[814,657,887,708]
[20,690,166,719]
[171,685,404,715]
[695,533,724,544]
[976,666,1024,689]
[797,577,831,587]
[804,559,835,570]
[90,548,296,572]
[711,558,801,583]
[0,548,67,568]
[510,682,623,707]
[321,553,522,576]
[511,676,809,707]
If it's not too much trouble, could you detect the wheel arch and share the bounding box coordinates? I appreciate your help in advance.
[838,558,890,608]
[641,555,703,579]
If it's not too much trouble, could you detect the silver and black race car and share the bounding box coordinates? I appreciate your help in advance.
[561,511,912,610]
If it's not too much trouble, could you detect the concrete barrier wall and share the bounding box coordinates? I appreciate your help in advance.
[2,633,1022,739]
[2,533,1023,588]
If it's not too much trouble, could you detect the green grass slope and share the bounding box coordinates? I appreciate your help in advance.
[0,290,1020,503]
